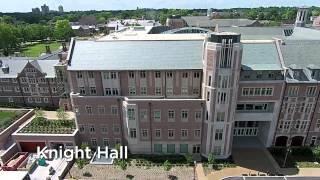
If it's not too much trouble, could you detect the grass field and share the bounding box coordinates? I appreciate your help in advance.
[0,111,19,131]
[21,42,61,57]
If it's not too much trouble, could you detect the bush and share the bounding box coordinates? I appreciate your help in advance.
[82,171,92,177]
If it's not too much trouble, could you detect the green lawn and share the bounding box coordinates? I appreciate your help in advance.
[0,111,24,131]
[21,42,61,57]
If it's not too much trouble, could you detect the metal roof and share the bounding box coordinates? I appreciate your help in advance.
[68,40,204,71]
[241,42,282,71]
[182,16,258,27]
[281,40,320,69]
[220,27,291,40]
[286,27,320,40]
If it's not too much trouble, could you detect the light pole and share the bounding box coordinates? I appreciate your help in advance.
[282,146,291,168]
[193,161,197,180]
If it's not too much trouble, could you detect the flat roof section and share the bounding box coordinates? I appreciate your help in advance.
[68,40,204,71]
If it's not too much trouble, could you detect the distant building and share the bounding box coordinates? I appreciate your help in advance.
[58,5,64,13]
[166,15,186,29]
[31,8,40,14]
[41,4,50,15]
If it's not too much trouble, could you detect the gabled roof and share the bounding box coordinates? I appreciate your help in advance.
[68,40,204,71]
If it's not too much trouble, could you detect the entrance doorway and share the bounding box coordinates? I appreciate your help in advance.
[275,136,288,147]
[291,136,304,146]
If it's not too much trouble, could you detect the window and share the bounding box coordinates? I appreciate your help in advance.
[88,71,94,78]
[242,87,273,96]
[155,71,161,78]
[79,125,85,133]
[154,110,161,121]
[43,98,49,103]
[28,97,33,103]
[140,87,147,95]
[111,72,117,79]
[127,108,135,120]
[168,129,175,138]
[20,77,27,83]
[112,88,119,95]
[154,144,162,153]
[192,111,201,122]
[113,125,120,134]
[105,88,112,95]
[12,78,17,83]
[23,87,30,93]
[155,129,161,138]
[167,88,173,96]
[216,112,225,122]
[193,145,200,153]
[89,125,95,133]
[35,97,41,103]
[288,86,299,96]
[217,91,227,104]
[129,87,136,95]
[130,128,137,138]
[306,86,317,96]
[8,97,14,103]
[220,43,232,68]
[129,71,135,78]
[111,106,118,115]
[15,87,20,92]
[180,144,188,153]
[305,103,313,113]
[182,72,188,78]
[194,72,200,78]
[168,110,175,121]
[140,110,147,121]
[213,146,222,155]
[236,103,269,112]
[103,72,110,79]
[140,71,146,78]
[193,88,199,95]
[215,129,223,141]
[207,91,210,101]
[181,110,188,121]
[86,106,93,114]
[218,75,230,88]
[155,87,162,95]
[91,138,97,146]
[181,87,188,95]
[167,144,175,153]
[208,75,212,86]
[141,129,148,138]
[167,72,173,78]
[181,129,188,138]
[90,87,96,95]
[194,129,201,137]
[79,87,85,95]
[29,78,36,84]
[103,138,109,146]
[101,125,108,134]
[115,138,121,145]
[98,106,105,114]
[316,119,320,129]
[77,72,83,78]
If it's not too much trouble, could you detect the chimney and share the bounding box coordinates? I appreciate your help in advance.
[45,45,51,54]
[295,7,309,27]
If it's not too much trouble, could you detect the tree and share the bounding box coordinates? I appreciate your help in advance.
[33,108,46,126]
[208,153,215,165]
[56,108,69,121]
[184,153,193,165]
[0,23,19,55]
[313,146,320,162]
[54,19,74,41]
[163,160,172,171]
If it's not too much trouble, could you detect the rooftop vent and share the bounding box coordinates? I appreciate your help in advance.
[2,64,9,74]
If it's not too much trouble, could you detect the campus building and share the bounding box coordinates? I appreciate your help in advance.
[64,7,320,159]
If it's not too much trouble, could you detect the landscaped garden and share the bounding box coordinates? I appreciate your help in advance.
[269,147,320,168]
[0,110,28,132]
[18,108,76,134]
[21,42,61,57]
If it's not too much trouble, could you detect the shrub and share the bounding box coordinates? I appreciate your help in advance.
[163,160,172,171]
[208,153,215,164]
[83,171,92,177]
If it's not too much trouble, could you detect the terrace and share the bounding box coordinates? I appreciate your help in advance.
[0,110,28,132]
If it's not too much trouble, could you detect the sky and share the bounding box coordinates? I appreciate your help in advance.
[0,0,319,12]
